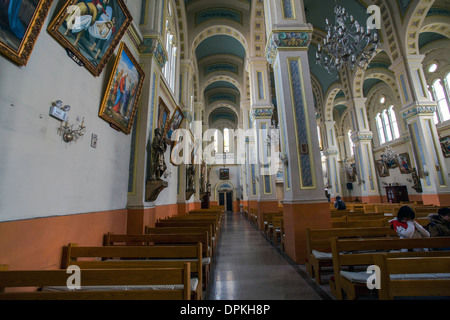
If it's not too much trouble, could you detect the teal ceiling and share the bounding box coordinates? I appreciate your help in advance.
[419,32,448,49]
[205,81,239,92]
[196,35,246,61]
[209,107,237,124]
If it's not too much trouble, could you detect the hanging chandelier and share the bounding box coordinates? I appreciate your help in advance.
[381,145,398,163]
[315,3,380,74]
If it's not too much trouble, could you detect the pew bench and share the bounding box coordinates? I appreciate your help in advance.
[374,255,450,300]
[305,227,397,285]
[330,237,450,300]
[0,264,192,300]
[104,232,211,289]
[61,243,204,300]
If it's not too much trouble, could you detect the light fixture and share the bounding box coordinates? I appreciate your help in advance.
[427,63,438,73]
[52,100,86,143]
[342,159,353,174]
[381,145,398,164]
[58,117,86,143]
[316,3,380,74]
[380,95,386,104]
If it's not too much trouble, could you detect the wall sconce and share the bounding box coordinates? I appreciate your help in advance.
[163,168,172,179]
[59,117,86,143]
[51,100,86,143]
[422,165,429,177]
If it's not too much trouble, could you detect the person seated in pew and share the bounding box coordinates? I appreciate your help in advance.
[389,206,430,251]
[334,196,346,210]
[427,207,450,237]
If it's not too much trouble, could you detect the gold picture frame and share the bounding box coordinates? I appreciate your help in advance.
[99,42,145,134]
[0,0,54,66]
[47,0,132,76]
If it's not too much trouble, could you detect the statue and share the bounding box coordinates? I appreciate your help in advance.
[411,168,423,193]
[151,128,167,180]
[146,128,168,202]
[186,164,195,191]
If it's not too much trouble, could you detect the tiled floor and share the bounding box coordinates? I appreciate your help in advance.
[205,211,333,300]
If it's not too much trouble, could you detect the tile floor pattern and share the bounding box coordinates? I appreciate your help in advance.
[205,211,334,300]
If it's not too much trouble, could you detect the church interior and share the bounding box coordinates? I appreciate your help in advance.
[0,0,449,301]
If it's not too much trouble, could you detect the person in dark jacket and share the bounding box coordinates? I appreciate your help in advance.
[334,196,346,210]
[427,207,450,237]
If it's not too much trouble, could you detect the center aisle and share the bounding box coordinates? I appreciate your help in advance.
[205,211,333,300]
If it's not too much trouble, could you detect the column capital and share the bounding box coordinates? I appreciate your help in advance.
[351,131,374,143]
[251,107,274,120]
[401,105,437,121]
[138,36,167,69]
[266,27,314,65]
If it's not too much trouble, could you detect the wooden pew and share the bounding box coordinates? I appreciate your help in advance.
[0,264,191,300]
[263,212,283,239]
[330,237,450,300]
[272,216,284,248]
[332,219,388,228]
[145,226,214,257]
[61,243,204,300]
[104,232,211,290]
[305,227,397,285]
[374,255,450,300]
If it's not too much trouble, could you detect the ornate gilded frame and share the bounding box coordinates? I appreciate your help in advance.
[98,42,145,134]
[0,0,54,66]
[47,0,132,76]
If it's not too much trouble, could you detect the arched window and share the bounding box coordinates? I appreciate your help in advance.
[376,106,400,145]
[388,106,400,140]
[431,78,450,123]
[348,130,354,157]
[376,113,385,145]
[162,2,177,91]
[224,128,230,153]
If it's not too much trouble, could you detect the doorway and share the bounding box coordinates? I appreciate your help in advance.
[219,191,233,212]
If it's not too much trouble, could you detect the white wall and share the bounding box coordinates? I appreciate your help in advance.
[0,2,143,222]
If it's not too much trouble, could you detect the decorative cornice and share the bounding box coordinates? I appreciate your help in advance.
[401,106,436,120]
[138,36,167,69]
[251,108,273,119]
[266,29,313,64]
[351,133,373,143]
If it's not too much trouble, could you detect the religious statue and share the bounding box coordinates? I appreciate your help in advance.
[411,168,423,193]
[186,164,195,192]
[151,128,167,180]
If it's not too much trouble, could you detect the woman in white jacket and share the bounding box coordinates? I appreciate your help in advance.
[389,206,430,251]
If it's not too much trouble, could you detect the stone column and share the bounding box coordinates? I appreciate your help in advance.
[248,57,279,230]
[266,22,331,262]
[391,55,450,205]
[324,121,342,200]
[346,97,380,202]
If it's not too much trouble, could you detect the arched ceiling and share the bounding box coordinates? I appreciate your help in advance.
[181,0,449,127]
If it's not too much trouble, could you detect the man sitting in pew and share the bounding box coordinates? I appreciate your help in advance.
[427,207,450,237]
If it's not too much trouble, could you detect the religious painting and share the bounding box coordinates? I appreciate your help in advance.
[99,42,145,134]
[47,0,132,76]
[397,152,413,174]
[440,136,450,158]
[220,168,230,180]
[384,158,398,169]
[157,98,170,131]
[0,0,54,66]
[375,159,389,177]
[165,106,185,142]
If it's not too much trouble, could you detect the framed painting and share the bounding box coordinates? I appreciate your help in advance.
[99,42,145,134]
[220,168,229,180]
[440,136,450,158]
[157,98,170,131]
[397,153,413,174]
[0,0,54,66]
[376,159,389,177]
[47,0,132,76]
[165,106,185,142]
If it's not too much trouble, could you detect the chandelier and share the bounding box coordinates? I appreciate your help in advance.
[342,159,353,174]
[316,4,380,74]
[381,145,398,164]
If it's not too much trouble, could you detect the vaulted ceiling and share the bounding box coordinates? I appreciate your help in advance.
[181,0,449,129]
